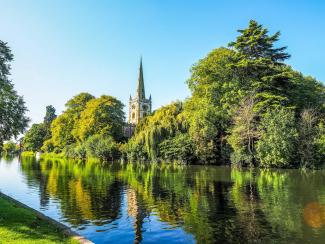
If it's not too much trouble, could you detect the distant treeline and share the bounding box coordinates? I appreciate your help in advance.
[6,20,325,168]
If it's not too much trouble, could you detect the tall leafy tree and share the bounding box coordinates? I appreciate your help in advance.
[256,108,298,167]
[23,106,56,152]
[185,48,237,164]
[297,109,322,168]
[65,92,95,113]
[43,105,57,127]
[42,105,57,140]
[0,40,28,150]
[228,96,260,166]
[229,20,290,62]
[48,93,95,151]
[229,20,292,111]
[23,123,47,152]
[74,95,125,142]
[127,102,186,161]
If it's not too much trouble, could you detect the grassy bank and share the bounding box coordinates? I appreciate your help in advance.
[0,195,78,244]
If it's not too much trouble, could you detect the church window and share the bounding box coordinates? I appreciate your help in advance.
[132,113,135,119]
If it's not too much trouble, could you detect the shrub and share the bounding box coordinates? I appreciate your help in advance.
[2,141,19,155]
[159,133,195,163]
[85,135,120,161]
[256,108,298,168]
[41,139,55,152]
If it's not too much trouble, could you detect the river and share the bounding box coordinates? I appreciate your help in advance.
[0,156,325,243]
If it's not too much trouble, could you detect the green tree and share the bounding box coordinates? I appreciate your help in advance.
[297,109,320,168]
[185,48,238,163]
[256,108,298,167]
[43,105,57,127]
[228,96,259,166]
[2,141,18,155]
[74,95,125,142]
[287,72,325,113]
[315,121,325,165]
[23,123,47,152]
[229,20,292,111]
[65,92,95,113]
[85,134,120,161]
[41,105,57,141]
[127,102,186,161]
[159,133,195,162]
[48,112,75,151]
[0,40,28,150]
[47,93,95,151]
[229,20,290,62]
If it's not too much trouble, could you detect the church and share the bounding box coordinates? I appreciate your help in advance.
[125,58,152,137]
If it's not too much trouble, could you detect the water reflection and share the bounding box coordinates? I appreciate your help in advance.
[1,156,325,243]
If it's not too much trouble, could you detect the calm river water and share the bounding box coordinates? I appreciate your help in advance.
[1,156,325,243]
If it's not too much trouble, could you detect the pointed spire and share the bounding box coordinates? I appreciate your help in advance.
[137,57,145,100]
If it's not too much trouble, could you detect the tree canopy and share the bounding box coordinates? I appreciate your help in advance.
[19,20,325,168]
[125,20,325,168]
[0,41,28,150]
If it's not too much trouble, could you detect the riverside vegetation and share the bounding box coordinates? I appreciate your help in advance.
[2,20,325,168]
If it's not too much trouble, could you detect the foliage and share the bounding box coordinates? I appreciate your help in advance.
[315,121,325,165]
[19,20,325,168]
[228,96,259,166]
[127,101,186,161]
[229,20,292,111]
[85,135,120,161]
[48,93,95,151]
[180,20,325,167]
[297,109,322,168]
[41,139,55,153]
[63,135,120,162]
[23,123,47,152]
[256,108,298,167]
[2,141,18,155]
[228,20,290,62]
[49,112,76,150]
[288,72,325,113]
[185,48,239,163]
[34,93,125,161]
[0,40,28,149]
[159,133,195,163]
[74,95,125,142]
[43,105,57,127]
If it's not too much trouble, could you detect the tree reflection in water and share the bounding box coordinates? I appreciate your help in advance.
[18,157,325,243]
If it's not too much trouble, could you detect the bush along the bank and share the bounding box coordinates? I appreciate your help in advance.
[64,135,120,161]
[1,141,19,155]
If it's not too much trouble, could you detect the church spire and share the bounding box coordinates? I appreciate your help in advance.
[137,57,145,100]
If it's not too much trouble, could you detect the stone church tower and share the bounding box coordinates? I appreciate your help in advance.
[128,58,152,125]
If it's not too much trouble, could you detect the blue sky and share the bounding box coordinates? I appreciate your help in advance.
[1,0,324,123]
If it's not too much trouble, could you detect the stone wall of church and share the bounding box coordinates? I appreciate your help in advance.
[128,98,151,124]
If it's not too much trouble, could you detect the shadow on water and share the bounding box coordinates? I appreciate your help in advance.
[2,156,325,243]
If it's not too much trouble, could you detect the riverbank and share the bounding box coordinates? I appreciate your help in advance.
[0,193,91,244]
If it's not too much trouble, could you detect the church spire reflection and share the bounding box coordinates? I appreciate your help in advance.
[127,188,149,243]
